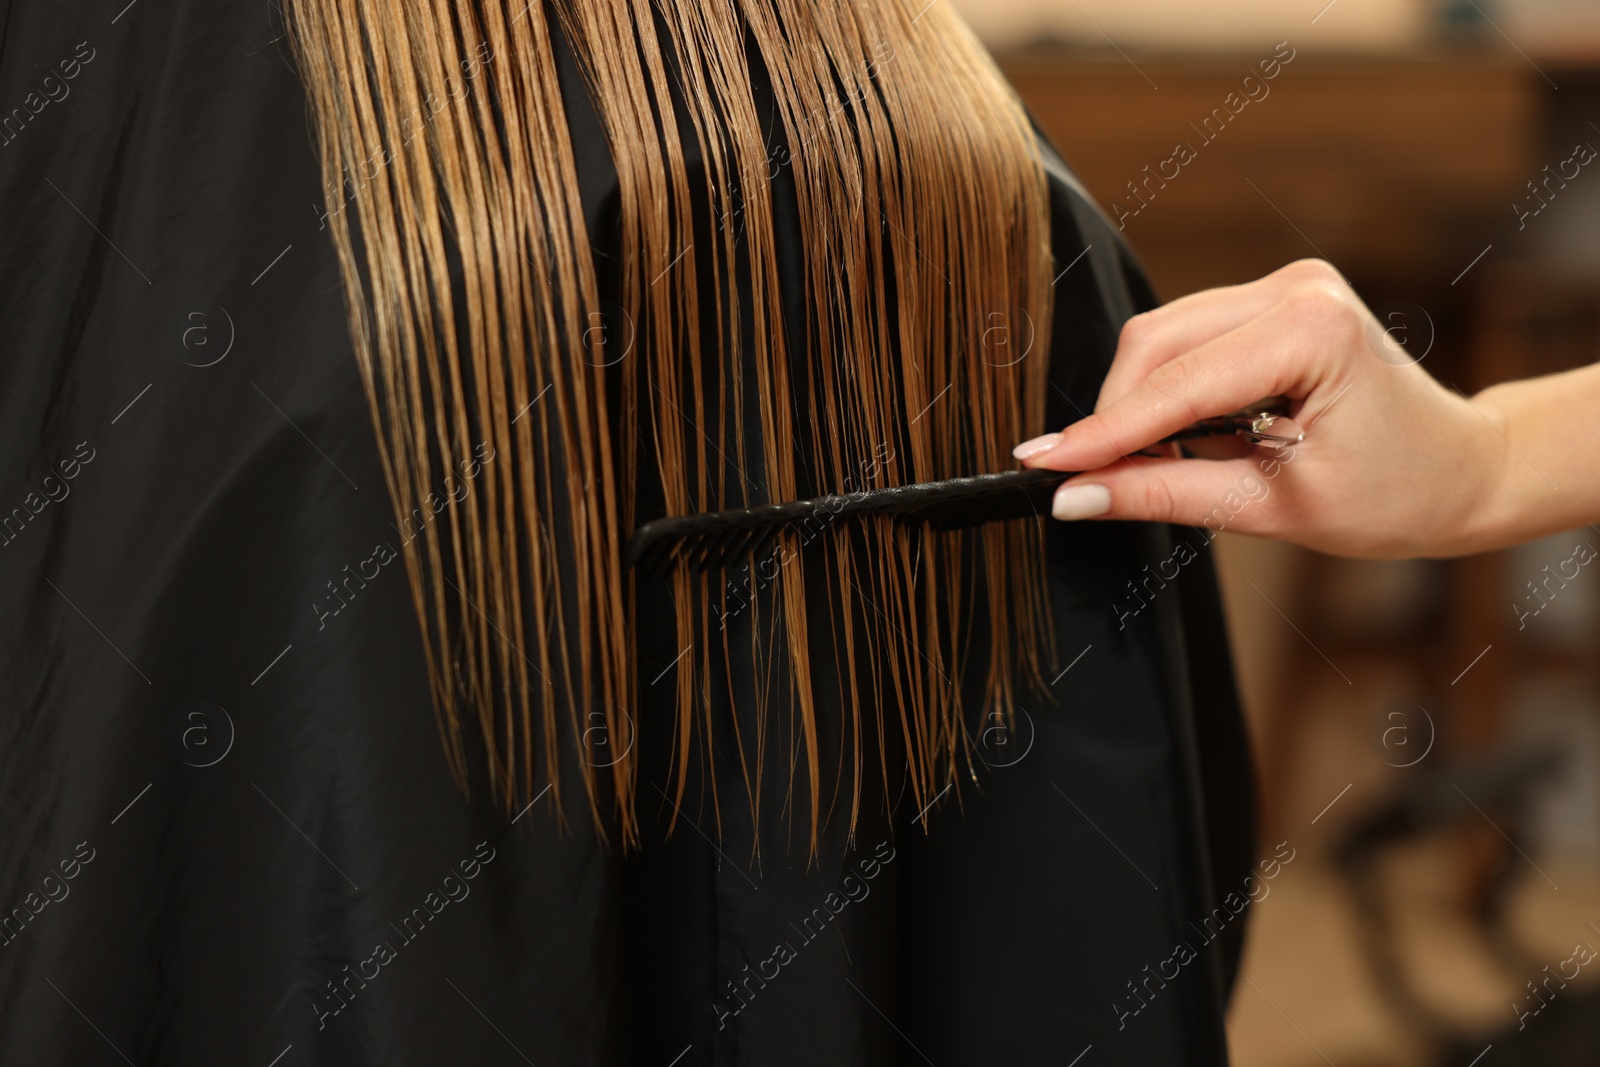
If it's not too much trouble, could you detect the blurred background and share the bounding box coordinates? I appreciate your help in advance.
[950,1,1600,1064]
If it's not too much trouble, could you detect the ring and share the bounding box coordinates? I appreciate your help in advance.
[1240,412,1305,446]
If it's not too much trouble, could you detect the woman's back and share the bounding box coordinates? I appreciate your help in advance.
[0,2,1252,1062]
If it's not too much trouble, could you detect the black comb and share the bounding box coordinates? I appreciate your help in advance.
[624,396,1300,577]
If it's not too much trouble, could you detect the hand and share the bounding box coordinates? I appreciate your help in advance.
[1013,260,1519,559]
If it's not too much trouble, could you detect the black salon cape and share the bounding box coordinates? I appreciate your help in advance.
[0,2,1255,1064]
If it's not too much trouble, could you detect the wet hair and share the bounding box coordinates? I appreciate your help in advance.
[287,0,1057,853]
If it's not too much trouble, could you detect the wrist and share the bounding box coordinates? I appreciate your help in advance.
[1454,382,1527,555]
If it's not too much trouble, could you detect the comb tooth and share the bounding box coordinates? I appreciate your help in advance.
[690,526,738,574]
[675,536,700,576]
[694,527,732,575]
[720,524,764,573]
[662,532,695,576]
[747,524,783,571]
[646,537,678,581]
[715,520,763,572]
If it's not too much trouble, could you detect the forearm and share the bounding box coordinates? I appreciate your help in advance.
[1470,362,1600,553]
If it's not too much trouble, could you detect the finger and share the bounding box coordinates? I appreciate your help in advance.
[1096,258,1347,412]
[1049,455,1281,534]
[1020,284,1350,472]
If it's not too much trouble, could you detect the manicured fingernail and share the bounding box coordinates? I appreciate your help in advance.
[1052,483,1111,521]
[1012,433,1060,460]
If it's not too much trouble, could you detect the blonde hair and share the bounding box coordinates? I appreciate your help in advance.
[287,0,1056,854]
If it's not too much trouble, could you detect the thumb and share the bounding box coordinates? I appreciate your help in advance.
[1051,455,1278,533]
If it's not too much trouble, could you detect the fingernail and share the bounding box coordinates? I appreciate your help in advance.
[1012,433,1060,460]
[1052,483,1111,521]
